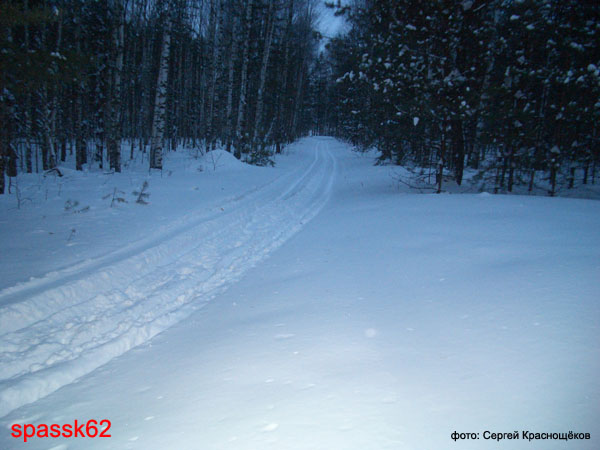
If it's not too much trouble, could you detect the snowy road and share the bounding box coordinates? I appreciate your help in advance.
[0,141,335,418]
[1,137,599,449]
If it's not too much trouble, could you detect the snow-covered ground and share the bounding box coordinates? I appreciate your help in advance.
[1,137,599,449]
[0,141,335,418]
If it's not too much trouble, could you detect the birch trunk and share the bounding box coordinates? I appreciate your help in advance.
[234,0,254,159]
[274,0,294,153]
[150,14,172,170]
[224,15,239,153]
[252,0,276,150]
[107,1,125,172]
[205,0,221,153]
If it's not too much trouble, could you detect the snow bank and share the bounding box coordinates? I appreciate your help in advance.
[200,150,246,171]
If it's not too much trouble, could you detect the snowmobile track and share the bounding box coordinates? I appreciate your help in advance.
[0,141,336,418]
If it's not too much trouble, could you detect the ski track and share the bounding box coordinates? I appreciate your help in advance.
[0,141,337,418]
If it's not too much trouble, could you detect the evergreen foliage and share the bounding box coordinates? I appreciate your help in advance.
[323,0,600,194]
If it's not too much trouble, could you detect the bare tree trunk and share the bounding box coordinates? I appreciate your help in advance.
[205,0,221,153]
[0,105,7,194]
[234,0,253,159]
[290,65,305,140]
[224,15,239,153]
[38,7,57,172]
[508,153,515,192]
[274,0,294,154]
[437,129,446,194]
[75,15,87,171]
[94,77,106,169]
[40,87,56,170]
[107,0,125,172]
[60,138,66,162]
[49,8,63,169]
[251,0,276,150]
[23,0,33,173]
[150,12,172,170]
[452,118,465,185]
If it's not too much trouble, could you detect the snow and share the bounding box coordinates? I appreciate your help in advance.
[569,42,584,52]
[0,140,334,418]
[0,150,271,290]
[1,137,599,448]
[199,149,247,172]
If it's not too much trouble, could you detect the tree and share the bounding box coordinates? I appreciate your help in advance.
[150,1,172,170]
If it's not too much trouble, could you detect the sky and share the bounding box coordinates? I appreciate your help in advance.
[315,1,348,40]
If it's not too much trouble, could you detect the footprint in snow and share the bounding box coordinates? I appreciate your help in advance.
[274,333,294,340]
[179,267,193,275]
[364,328,377,338]
[261,423,279,432]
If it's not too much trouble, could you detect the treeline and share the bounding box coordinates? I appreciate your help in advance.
[323,0,600,195]
[0,0,320,194]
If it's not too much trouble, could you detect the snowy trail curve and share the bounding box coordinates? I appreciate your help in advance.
[1,138,598,450]
[0,140,336,418]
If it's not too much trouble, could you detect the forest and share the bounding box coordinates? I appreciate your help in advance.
[0,0,319,194]
[1,0,599,197]
[322,0,600,195]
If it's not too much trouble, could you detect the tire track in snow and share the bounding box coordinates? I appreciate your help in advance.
[0,151,310,308]
[0,140,336,418]
[0,147,321,334]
